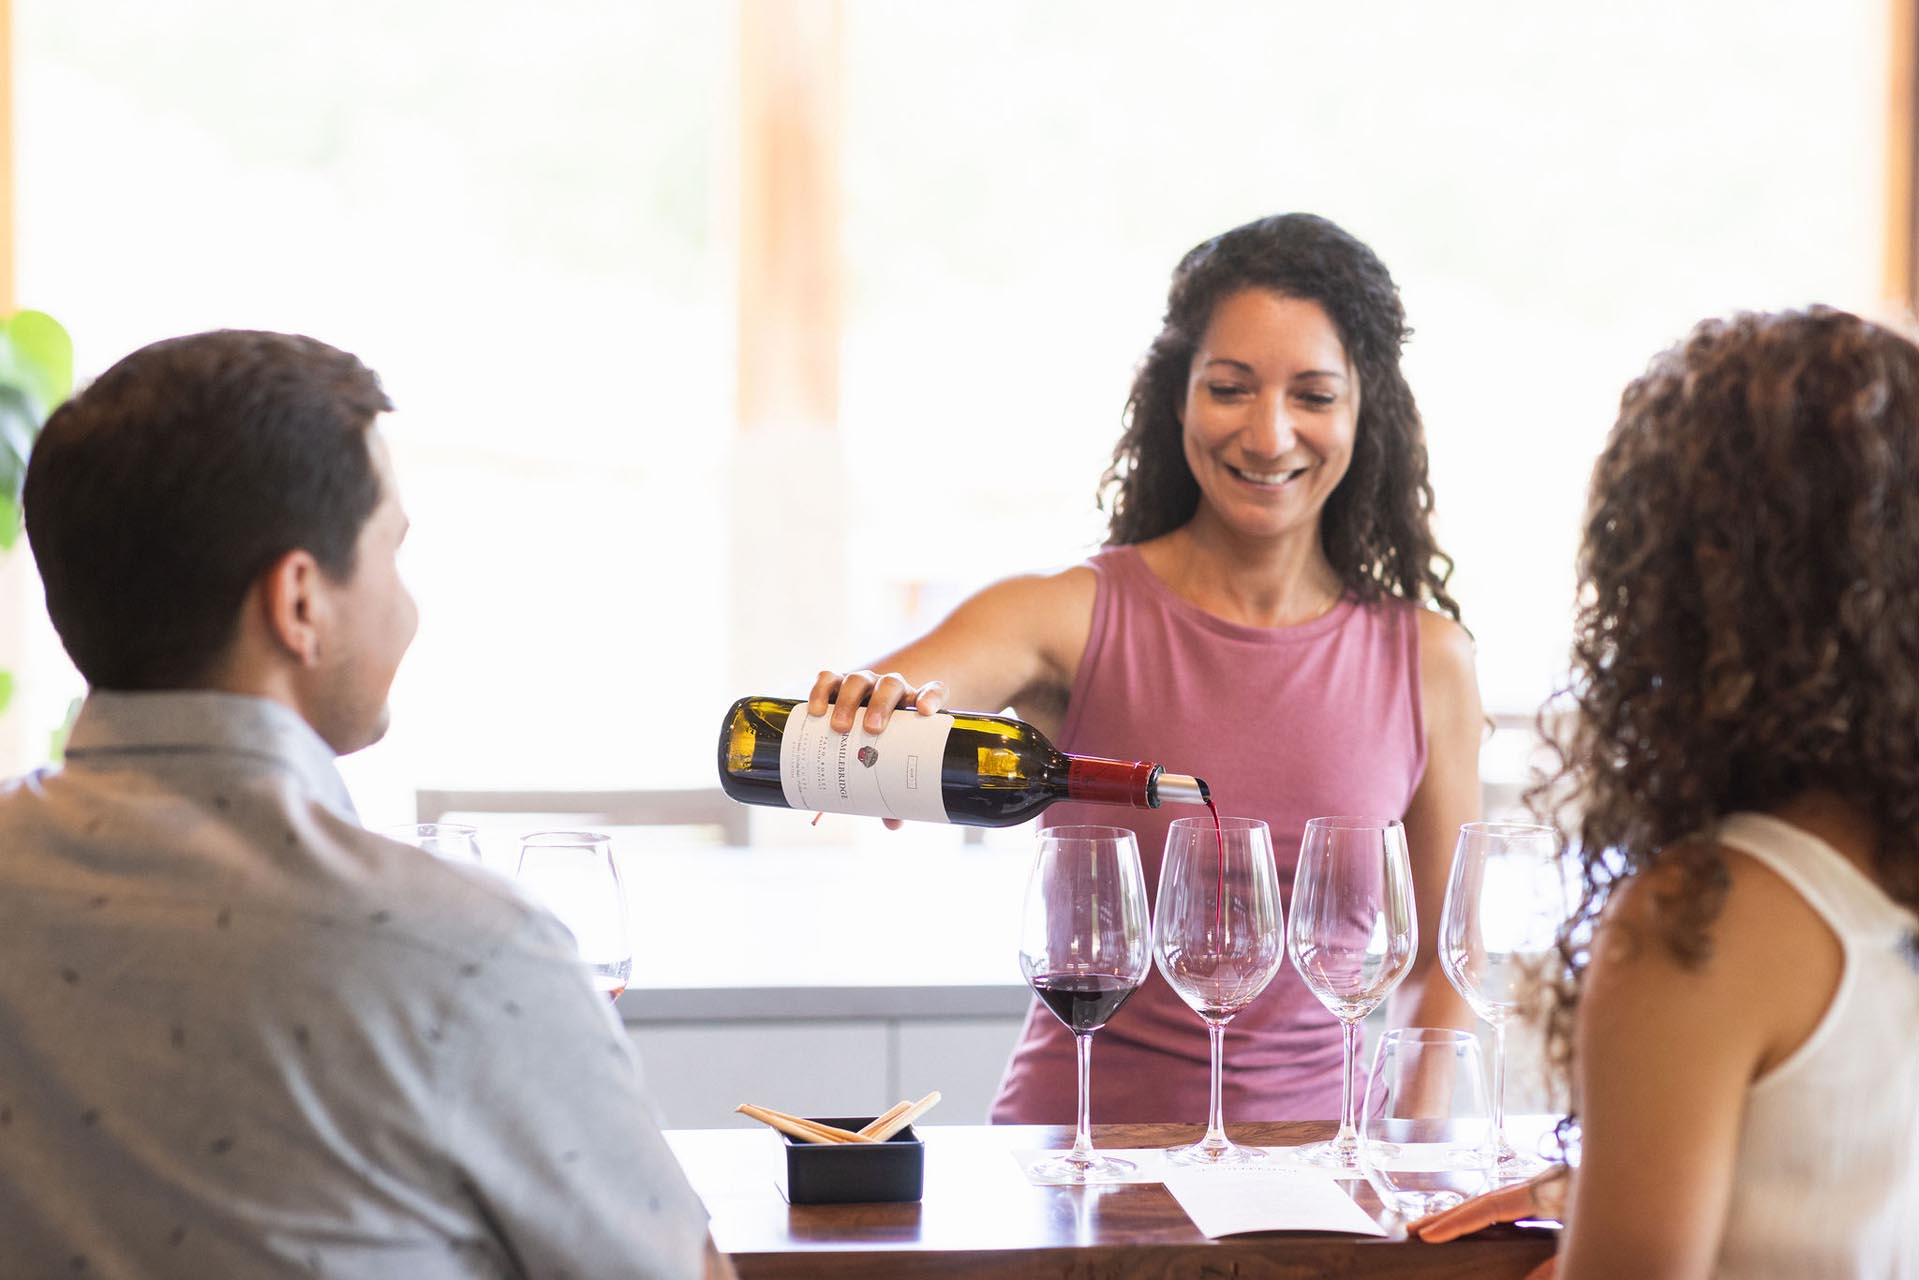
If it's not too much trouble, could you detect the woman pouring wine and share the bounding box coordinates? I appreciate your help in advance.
[810,212,1483,1124]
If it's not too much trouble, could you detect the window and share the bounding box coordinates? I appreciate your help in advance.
[9,0,1896,818]
[15,0,731,813]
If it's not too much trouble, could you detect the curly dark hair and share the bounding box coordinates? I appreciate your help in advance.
[1542,306,1919,1099]
[1097,212,1459,618]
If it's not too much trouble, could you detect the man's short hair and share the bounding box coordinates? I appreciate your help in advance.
[23,330,393,690]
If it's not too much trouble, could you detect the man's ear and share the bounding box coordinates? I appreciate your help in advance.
[259,548,327,667]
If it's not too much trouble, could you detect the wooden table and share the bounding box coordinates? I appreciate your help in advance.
[668,1120,1556,1278]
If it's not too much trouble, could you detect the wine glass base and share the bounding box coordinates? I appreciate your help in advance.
[1295,1138,1364,1174]
[1490,1147,1548,1182]
[1026,1152,1138,1185]
[1166,1138,1268,1168]
[1379,1188,1469,1219]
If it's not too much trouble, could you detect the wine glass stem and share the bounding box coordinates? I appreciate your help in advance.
[1204,1019,1228,1144]
[1336,1015,1361,1147]
[1491,1020,1509,1152]
[1070,1031,1096,1162]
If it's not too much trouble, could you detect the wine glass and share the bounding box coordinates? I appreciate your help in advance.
[1019,825,1151,1184]
[1438,821,1571,1181]
[514,830,633,1000]
[1153,816,1285,1166]
[384,822,485,865]
[1358,1027,1494,1218]
[1288,816,1418,1172]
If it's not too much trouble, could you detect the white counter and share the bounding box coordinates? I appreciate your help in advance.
[474,830,1045,1127]
[612,841,1034,1016]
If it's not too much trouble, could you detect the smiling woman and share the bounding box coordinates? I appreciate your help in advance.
[1101,214,1459,627]
[804,211,1486,1127]
[1179,290,1357,569]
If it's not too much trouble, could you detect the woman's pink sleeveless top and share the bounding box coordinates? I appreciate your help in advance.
[988,545,1428,1124]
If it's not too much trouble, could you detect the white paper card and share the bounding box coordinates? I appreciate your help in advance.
[1162,1169,1389,1238]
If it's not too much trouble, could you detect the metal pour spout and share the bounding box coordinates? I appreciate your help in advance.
[1154,772,1211,807]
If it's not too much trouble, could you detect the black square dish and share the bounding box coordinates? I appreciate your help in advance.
[777,1116,925,1204]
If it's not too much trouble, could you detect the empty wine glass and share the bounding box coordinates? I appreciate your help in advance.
[514,831,633,1000]
[1154,816,1285,1167]
[1438,821,1571,1181]
[385,822,485,864]
[1019,825,1151,1184]
[1359,1027,1493,1218]
[1288,816,1419,1172]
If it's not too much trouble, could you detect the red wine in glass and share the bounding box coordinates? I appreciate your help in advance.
[1019,825,1151,1184]
[1030,972,1141,1033]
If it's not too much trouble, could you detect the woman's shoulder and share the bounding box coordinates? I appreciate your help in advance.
[1396,602,1477,716]
[1348,593,1470,651]
[1403,600,1472,656]
[960,561,1099,617]
[1590,838,1844,1076]
[1598,837,1834,964]
[938,563,1099,691]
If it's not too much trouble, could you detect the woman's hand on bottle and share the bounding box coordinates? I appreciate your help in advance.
[808,670,950,732]
[806,669,951,830]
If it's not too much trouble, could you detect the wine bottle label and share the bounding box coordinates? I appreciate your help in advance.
[778,710,954,822]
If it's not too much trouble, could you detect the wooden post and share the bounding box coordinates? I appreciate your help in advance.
[0,0,30,777]
[736,0,841,434]
[727,0,849,749]
[1887,0,1918,314]
[0,0,13,317]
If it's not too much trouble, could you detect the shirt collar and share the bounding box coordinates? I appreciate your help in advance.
[64,691,360,823]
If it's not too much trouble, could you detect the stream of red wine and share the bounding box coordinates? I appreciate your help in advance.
[1204,790,1224,933]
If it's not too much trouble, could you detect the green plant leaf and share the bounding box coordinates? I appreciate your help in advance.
[0,310,71,520]
[3,311,73,404]
[0,386,34,511]
[0,311,71,757]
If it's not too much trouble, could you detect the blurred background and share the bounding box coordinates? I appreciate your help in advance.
[0,0,1906,1127]
[2,0,1899,812]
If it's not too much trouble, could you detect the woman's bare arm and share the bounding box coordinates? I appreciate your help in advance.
[807,566,1097,739]
[1556,849,1841,1279]
[1389,608,1481,1032]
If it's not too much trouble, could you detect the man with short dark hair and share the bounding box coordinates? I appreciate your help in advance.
[0,331,724,1278]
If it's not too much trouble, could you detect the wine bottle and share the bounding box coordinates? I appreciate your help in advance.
[717,695,1210,827]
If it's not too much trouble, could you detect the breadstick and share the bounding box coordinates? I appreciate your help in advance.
[865,1091,940,1142]
[735,1104,876,1144]
[857,1099,914,1139]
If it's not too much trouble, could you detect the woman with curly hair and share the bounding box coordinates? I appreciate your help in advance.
[1413,307,1919,1275]
[807,213,1482,1124]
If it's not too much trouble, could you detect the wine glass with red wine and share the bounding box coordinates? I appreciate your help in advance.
[1154,816,1285,1166]
[1019,825,1151,1184]
[514,831,633,1001]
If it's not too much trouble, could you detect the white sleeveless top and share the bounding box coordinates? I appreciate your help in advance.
[1713,812,1919,1279]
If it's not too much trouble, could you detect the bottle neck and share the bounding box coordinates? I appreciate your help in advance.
[1061,754,1162,809]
